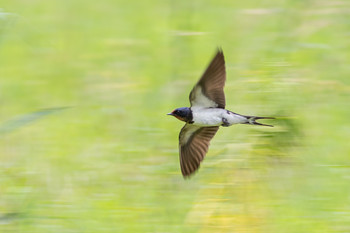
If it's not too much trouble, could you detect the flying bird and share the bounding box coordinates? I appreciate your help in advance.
[168,49,274,177]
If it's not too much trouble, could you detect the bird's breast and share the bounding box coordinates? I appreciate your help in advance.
[191,108,225,126]
[191,108,247,126]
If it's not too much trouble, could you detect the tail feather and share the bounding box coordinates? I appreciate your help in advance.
[244,116,275,127]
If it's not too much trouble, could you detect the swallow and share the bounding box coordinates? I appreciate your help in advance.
[168,49,274,177]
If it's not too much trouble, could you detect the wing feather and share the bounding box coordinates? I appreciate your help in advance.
[189,50,226,108]
[179,124,219,177]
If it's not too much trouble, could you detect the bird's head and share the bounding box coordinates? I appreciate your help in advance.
[167,107,192,122]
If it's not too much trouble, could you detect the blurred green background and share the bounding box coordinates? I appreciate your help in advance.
[1,0,350,232]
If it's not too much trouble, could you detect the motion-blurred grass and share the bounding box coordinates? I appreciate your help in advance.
[1,1,350,232]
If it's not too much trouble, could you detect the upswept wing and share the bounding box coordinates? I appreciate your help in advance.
[189,50,226,109]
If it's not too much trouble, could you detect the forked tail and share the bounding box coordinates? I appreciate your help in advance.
[243,116,275,127]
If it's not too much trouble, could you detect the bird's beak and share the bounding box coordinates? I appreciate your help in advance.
[167,112,174,116]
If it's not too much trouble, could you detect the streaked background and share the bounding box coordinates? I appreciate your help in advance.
[1,1,349,232]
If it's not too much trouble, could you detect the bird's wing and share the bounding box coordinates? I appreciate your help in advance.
[189,50,226,109]
[179,124,219,177]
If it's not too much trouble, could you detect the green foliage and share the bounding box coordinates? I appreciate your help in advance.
[0,0,350,232]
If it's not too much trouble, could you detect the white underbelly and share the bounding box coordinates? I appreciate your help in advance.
[191,108,247,126]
